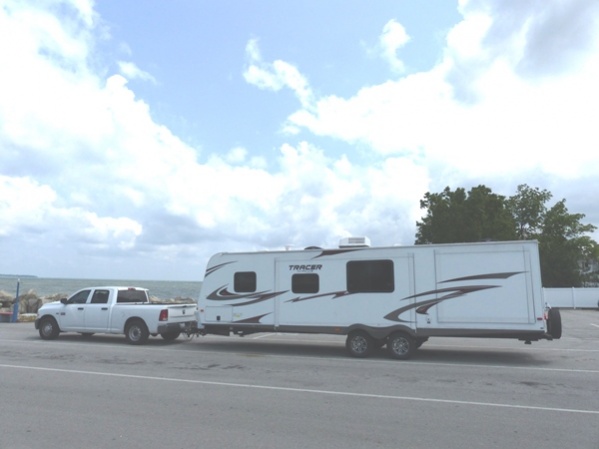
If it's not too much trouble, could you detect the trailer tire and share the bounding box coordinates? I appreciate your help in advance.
[387,332,415,360]
[547,308,562,339]
[125,319,149,345]
[346,330,374,358]
[39,317,60,340]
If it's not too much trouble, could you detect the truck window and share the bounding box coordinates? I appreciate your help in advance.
[346,260,394,293]
[116,289,148,303]
[91,289,110,304]
[292,273,319,294]
[68,290,91,304]
[234,272,256,292]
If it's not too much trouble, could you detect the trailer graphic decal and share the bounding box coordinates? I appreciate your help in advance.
[205,270,526,323]
[384,271,524,322]
[207,286,288,306]
[204,261,236,277]
[313,249,360,258]
[439,272,523,283]
[286,290,353,303]
[234,313,271,324]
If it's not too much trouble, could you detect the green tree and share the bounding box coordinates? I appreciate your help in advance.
[506,184,552,239]
[537,199,598,287]
[415,185,516,244]
[416,183,599,287]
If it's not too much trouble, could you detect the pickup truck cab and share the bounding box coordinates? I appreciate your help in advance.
[35,286,197,344]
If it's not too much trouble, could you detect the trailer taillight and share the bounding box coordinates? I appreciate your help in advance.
[159,309,168,321]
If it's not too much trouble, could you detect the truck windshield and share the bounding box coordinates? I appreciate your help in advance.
[116,289,148,303]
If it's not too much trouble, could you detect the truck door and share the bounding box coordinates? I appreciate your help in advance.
[83,289,111,332]
[59,289,90,331]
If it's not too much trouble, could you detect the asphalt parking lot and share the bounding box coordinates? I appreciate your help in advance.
[1,309,598,449]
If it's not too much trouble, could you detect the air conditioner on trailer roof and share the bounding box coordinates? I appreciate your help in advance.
[339,237,371,248]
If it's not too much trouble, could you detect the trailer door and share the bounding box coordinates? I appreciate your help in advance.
[431,246,537,326]
[275,258,340,328]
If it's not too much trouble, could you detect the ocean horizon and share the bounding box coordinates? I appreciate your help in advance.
[0,277,202,301]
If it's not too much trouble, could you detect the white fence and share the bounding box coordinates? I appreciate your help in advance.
[543,288,599,309]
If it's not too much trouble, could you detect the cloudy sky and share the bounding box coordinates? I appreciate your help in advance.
[1,0,598,281]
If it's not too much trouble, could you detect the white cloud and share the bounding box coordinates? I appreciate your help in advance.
[0,176,57,236]
[243,38,314,108]
[0,0,426,270]
[1,0,598,279]
[0,175,142,251]
[278,1,599,182]
[227,146,247,163]
[118,61,157,84]
[379,19,411,73]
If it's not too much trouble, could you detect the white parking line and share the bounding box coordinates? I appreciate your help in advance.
[1,363,598,416]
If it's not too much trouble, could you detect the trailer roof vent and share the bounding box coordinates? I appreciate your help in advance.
[339,237,371,248]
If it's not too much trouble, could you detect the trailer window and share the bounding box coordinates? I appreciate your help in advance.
[234,271,256,292]
[292,273,319,294]
[346,260,394,293]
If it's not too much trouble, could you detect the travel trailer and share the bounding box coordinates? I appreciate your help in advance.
[196,239,561,359]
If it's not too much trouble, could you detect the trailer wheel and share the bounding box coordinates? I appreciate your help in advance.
[125,319,149,345]
[546,308,562,339]
[346,330,374,358]
[387,332,415,360]
[39,317,60,340]
[160,330,181,341]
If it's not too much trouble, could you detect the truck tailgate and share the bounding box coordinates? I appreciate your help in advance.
[166,304,196,322]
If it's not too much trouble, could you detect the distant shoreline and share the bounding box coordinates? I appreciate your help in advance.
[0,274,38,279]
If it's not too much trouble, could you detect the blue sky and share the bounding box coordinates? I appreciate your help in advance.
[96,1,459,159]
[1,0,598,281]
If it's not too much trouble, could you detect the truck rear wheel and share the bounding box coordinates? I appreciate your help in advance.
[345,330,374,358]
[39,317,60,340]
[387,332,415,360]
[125,319,149,345]
[547,308,562,339]
[160,330,181,341]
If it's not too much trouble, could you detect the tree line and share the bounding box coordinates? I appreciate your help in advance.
[415,184,599,287]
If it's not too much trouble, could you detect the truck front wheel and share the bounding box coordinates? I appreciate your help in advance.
[39,317,60,340]
[345,330,374,358]
[125,320,149,345]
[387,332,415,360]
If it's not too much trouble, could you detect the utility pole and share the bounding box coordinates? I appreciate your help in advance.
[11,279,20,323]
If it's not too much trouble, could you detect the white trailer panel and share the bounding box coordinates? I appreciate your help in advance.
[197,240,560,359]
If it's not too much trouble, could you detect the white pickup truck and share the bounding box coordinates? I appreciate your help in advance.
[35,286,197,344]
